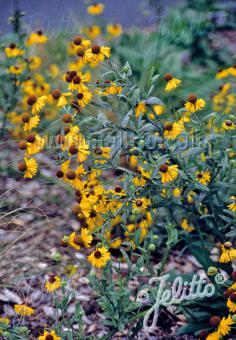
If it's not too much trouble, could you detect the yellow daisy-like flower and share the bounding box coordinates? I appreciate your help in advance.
[29,56,42,71]
[101,82,123,96]
[172,187,182,198]
[219,244,236,263]
[196,170,211,185]
[180,218,195,232]
[68,232,81,250]
[135,101,147,118]
[8,64,24,75]
[26,30,48,46]
[184,93,206,112]
[87,3,104,15]
[0,317,10,325]
[22,114,40,132]
[84,25,101,39]
[94,147,111,164]
[27,95,47,114]
[222,120,235,130]
[81,228,93,248]
[85,45,111,66]
[67,72,91,92]
[38,330,61,340]
[73,35,91,50]
[132,197,150,211]
[14,304,34,316]
[163,121,184,140]
[215,68,229,79]
[5,43,24,58]
[159,163,178,183]
[164,73,181,92]
[26,134,45,155]
[87,246,111,268]
[106,23,122,37]
[18,157,38,179]
[45,275,61,293]
[77,91,92,108]
[51,89,71,108]
[227,196,236,212]
[227,296,236,312]
[218,315,234,337]
[152,104,165,116]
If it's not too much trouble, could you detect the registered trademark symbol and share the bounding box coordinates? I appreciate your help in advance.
[215,273,225,284]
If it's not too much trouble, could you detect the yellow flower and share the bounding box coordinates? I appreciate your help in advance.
[132,197,150,211]
[180,218,195,232]
[219,244,236,263]
[187,190,196,203]
[51,89,71,108]
[163,121,183,140]
[215,68,229,79]
[63,265,78,277]
[81,228,93,248]
[29,56,42,70]
[106,24,122,37]
[94,147,111,164]
[67,72,91,92]
[84,25,101,39]
[159,163,178,183]
[222,120,235,130]
[38,330,61,340]
[26,30,48,46]
[196,170,211,185]
[164,73,181,91]
[8,64,24,75]
[100,82,123,95]
[218,315,233,337]
[27,95,47,114]
[68,232,81,250]
[45,275,61,293]
[26,134,45,155]
[73,35,91,50]
[18,157,38,179]
[22,114,40,132]
[0,317,10,325]
[49,64,60,78]
[77,91,92,107]
[227,196,236,212]
[87,246,111,268]
[14,304,34,316]
[227,297,236,312]
[152,104,165,116]
[5,43,24,58]
[185,94,206,112]
[85,45,111,66]
[135,101,147,118]
[87,3,104,15]
[172,187,182,198]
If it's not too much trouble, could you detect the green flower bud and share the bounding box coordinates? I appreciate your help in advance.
[19,326,28,334]
[153,235,159,240]
[148,244,156,251]
[51,252,62,262]
[207,266,218,276]
[232,314,236,323]
[129,214,136,222]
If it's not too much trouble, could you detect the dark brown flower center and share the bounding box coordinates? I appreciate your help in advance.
[27,95,37,106]
[76,48,85,57]
[77,93,84,100]
[9,43,16,49]
[159,164,168,173]
[45,335,54,340]
[90,210,96,218]
[22,113,30,123]
[188,93,197,104]
[56,170,64,178]
[92,45,101,54]
[115,186,122,193]
[66,169,76,180]
[37,29,43,35]
[73,36,82,45]
[94,147,102,155]
[225,120,233,127]
[136,199,143,207]
[52,89,61,100]
[18,161,27,172]
[197,173,203,179]
[94,250,102,258]
[73,76,81,84]
[27,134,36,143]
[69,145,78,154]
[164,73,173,81]
[48,275,56,283]
[164,122,173,131]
